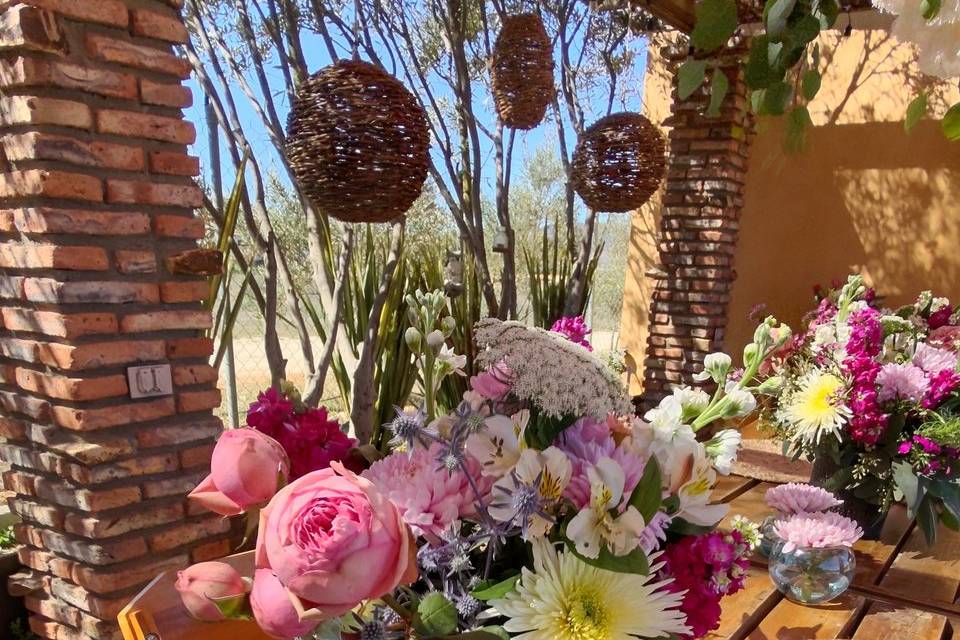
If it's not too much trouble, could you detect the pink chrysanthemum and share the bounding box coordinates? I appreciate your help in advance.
[639,511,673,554]
[914,343,958,375]
[554,417,646,509]
[550,316,593,351]
[773,512,863,553]
[876,363,929,404]
[765,483,842,515]
[362,443,491,541]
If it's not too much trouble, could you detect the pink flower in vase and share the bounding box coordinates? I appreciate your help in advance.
[550,315,593,351]
[765,483,842,515]
[773,512,863,553]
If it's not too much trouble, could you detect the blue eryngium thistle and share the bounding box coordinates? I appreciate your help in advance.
[492,470,550,536]
[455,593,481,619]
[385,405,432,452]
[359,619,387,640]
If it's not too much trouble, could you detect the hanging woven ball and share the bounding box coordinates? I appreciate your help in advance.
[286,60,431,223]
[571,112,666,212]
[491,13,555,130]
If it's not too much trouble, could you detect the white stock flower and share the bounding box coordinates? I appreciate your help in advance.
[723,382,757,418]
[704,429,742,475]
[694,352,732,383]
[437,345,467,376]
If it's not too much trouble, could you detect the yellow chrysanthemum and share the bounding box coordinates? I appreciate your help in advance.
[488,539,689,640]
[782,371,851,445]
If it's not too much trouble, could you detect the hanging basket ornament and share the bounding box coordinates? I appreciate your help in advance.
[571,112,667,212]
[285,60,431,223]
[491,13,555,130]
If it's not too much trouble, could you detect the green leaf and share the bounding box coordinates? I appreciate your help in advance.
[942,102,960,141]
[916,495,939,545]
[801,69,821,101]
[627,456,663,521]
[927,480,960,523]
[893,461,924,511]
[745,36,775,89]
[922,0,942,20]
[787,14,822,46]
[763,80,792,115]
[210,594,251,621]
[813,0,839,28]
[415,593,458,638]
[764,0,797,40]
[524,409,575,450]
[445,630,511,640]
[706,68,730,117]
[691,0,738,52]
[678,59,708,100]
[668,517,714,536]
[785,105,812,153]
[566,540,650,575]
[471,575,520,601]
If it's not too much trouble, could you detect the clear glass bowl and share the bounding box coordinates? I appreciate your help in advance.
[759,516,779,557]
[768,541,855,604]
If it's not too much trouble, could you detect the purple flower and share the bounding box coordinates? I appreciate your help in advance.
[914,343,958,375]
[876,363,929,404]
[554,417,645,509]
[550,316,593,351]
[774,512,863,553]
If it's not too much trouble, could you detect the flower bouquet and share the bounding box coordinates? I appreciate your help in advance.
[761,275,960,542]
[177,297,791,640]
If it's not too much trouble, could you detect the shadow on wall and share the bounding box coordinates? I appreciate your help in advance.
[726,117,960,352]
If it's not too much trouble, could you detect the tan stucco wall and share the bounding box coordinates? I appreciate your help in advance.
[621,28,960,383]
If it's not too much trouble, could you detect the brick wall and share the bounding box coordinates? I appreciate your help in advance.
[0,2,230,638]
[641,42,753,410]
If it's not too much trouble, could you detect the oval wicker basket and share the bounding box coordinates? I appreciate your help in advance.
[491,13,555,130]
[286,60,431,223]
[571,112,667,212]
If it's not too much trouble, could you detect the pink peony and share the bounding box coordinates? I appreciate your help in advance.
[256,463,417,626]
[469,361,514,401]
[876,363,929,404]
[550,316,593,351]
[765,483,842,515]
[280,407,360,479]
[250,569,319,639]
[555,417,646,510]
[246,387,295,440]
[362,443,491,541]
[189,429,289,516]
[175,561,247,622]
[773,512,863,553]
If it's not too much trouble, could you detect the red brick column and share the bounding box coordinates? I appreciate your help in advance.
[641,43,753,410]
[0,2,229,638]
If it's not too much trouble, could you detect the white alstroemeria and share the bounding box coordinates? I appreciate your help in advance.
[694,352,732,383]
[704,429,742,475]
[465,411,529,478]
[566,457,646,558]
[489,447,571,539]
[723,382,757,418]
[671,386,710,421]
[636,398,698,477]
[664,438,728,527]
[437,345,467,376]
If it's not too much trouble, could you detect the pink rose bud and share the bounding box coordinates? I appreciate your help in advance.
[250,569,319,640]
[256,462,418,623]
[189,428,290,516]
[174,562,247,622]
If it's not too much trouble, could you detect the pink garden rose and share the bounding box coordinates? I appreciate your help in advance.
[469,361,513,401]
[255,462,417,626]
[175,562,247,622]
[250,569,319,639]
[189,429,290,516]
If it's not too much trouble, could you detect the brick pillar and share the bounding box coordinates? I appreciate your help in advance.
[0,2,230,638]
[641,42,753,410]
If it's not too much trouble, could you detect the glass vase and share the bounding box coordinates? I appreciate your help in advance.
[768,541,855,604]
[758,516,779,557]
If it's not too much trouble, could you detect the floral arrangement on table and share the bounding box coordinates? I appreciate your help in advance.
[176,295,793,640]
[762,484,863,605]
[761,275,960,543]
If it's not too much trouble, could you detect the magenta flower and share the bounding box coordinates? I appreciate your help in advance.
[765,483,841,515]
[281,407,360,479]
[773,512,863,553]
[246,387,295,440]
[923,369,960,409]
[550,316,593,351]
[928,306,953,330]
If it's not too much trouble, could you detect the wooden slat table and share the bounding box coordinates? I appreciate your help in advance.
[712,474,960,639]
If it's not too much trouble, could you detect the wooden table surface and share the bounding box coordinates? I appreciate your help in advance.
[712,475,960,640]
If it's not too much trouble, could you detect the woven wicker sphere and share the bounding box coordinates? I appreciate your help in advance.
[491,14,555,130]
[286,60,431,223]
[571,112,667,212]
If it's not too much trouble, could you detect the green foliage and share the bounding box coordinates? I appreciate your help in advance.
[942,103,960,141]
[0,525,16,549]
[784,105,813,154]
[524,409,576,450]
[471,575,520,601]
[414,592,458,637]
[9,620,37,640]
[523,221,602,329]
[801,69,821,101]
[565,537,650,575]
[677,59,708,100]
[905,93,929,132]
[921,0,942,20]
[706,68,730,118]
[627,457,663,521]
[691,0,738,52]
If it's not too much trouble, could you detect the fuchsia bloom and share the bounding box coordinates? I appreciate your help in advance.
[246,387,294,439]
[550,315,593,351]
[928,306,954,330]
[843,307,888,446]
[660,531,751,639]
[923,369,960,409]
[773,512,863,553]
[554,417,646,510]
